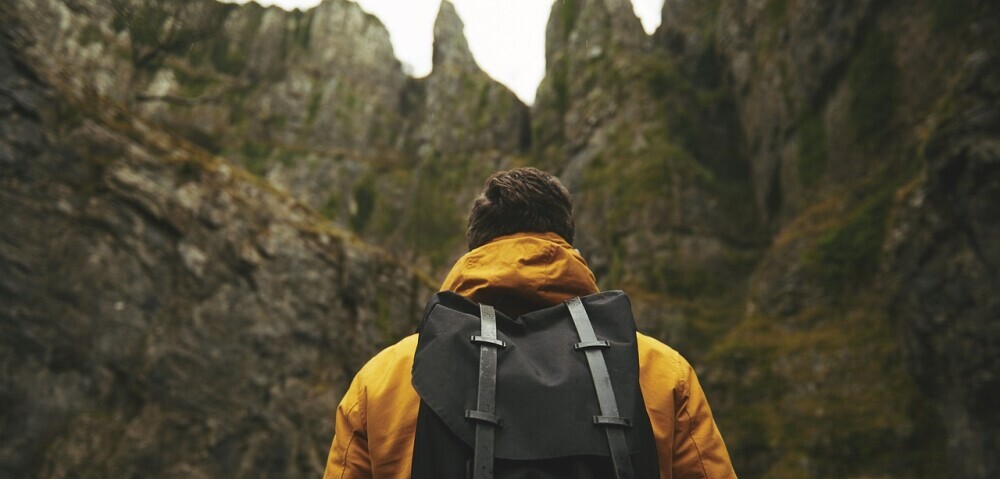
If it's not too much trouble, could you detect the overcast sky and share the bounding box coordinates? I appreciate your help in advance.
[223,0,664,104]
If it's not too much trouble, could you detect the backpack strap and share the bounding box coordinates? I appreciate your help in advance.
[466,304,505,479]
[566,297,635,479]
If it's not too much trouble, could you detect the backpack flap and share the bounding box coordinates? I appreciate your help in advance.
[412,291,654,461]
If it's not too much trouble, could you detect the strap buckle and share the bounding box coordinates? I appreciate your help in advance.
[471,335,507,348]
[574,340,611,350]
[593,415,632,428]
[465,409,504,427]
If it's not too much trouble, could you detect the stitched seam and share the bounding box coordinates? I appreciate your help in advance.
[684,407,711,479]
[360,385,368,428]
[338,433,357,479]
[338,394,364,479]
[676,354,687,400]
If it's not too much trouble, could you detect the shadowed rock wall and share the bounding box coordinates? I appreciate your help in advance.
[1,0,997,477]
[0,12,432,477]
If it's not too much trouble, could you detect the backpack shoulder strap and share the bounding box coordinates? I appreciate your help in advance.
[466,304,505,479]
[566,297,634,479]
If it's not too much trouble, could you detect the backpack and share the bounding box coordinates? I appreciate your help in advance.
[410,291,659,479]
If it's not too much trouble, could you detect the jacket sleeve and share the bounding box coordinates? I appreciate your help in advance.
[672,357,737,479]
[323,371,373,479]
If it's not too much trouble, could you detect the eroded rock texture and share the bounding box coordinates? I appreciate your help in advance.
[1,0,998,477]
[0,12,431,478]
[887,38,1000,479]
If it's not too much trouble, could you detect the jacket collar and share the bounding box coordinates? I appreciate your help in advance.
[440,232,599,316]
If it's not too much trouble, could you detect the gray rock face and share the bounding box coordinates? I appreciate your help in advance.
[530,0,997,477]
[887,42,1000,479]
[531,0,761,360]
[6,0,411,217]
[3,0,998,477]
[415,0,528,157]
[716,0,876,226]
[0,17,432,478]
[534,0,650,158]
[6,0,530,274]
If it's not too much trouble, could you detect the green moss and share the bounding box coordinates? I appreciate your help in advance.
[79,24,104,45]
[274,148,297,166]
[172,123,224,154]
[242,5,267,39]
[397,158,473,270]
[765,0,789,23]
[928,0,975,33]
[291,10,312,49]
[551,59,570,116]
[796,109,827,187]
[306,90,323,125]
[128,4,170,52]
[266,114,287,130]
[320,192,340,220]
[111,6,128,32]
[708,304,947,479]
[558,0,580,39]
[476,82,491,112]
[173,68,217,98]
[210,7,263,75]
[805,193,891,290]
[847,28,899,150]
[350,175,377,232]
[641,59,679,100]
[656,266,718,298]
[693,42,722,89]
[210,38,246,75]
[240,142,273,176]
[373,292,394,343]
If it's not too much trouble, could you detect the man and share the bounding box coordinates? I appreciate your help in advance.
[323,167,737,478]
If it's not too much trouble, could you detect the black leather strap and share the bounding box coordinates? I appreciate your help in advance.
[465,410,503,426]
[467,304,501,479]
[566,297,634,479]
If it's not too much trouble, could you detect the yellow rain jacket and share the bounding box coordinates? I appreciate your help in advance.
[323,232,737,479]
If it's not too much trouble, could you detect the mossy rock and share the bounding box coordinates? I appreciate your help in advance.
[210,38,247,75]
[290,9,313,50]
[557,0,581,40]
[173,68,219,98]
[847,28,899,150]
[350,174,378,232]
[238,142,273,176]
[927,0,976,33]
[306,90,324,126]
[708,303,948,479]
[765,0,790,23]
[551,58,570,116]
[796,108,827,187]
[804,192,891,291]
[320,191,340,220]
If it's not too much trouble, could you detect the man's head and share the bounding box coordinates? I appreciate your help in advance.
[467,167,575,250]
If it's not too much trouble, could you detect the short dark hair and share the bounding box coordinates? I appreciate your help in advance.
[466,167,575,250]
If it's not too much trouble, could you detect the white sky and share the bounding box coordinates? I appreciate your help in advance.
[222,0,665,104]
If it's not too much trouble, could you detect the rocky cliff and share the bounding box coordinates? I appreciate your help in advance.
[1,0,997,478]
[886,25,1000,477]
[0,5,433,477]
[529,0,998,478]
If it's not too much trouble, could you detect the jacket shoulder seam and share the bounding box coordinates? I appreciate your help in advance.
[339,388,366,478]
[682,405,711,479]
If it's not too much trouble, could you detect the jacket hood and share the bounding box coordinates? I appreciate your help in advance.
[440,232,599,317]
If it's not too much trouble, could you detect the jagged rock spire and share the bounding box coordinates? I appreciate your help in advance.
[432,0,477,70]
[544,0,647,64]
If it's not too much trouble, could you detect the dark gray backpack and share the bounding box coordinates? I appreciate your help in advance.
[410,291,658,479]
